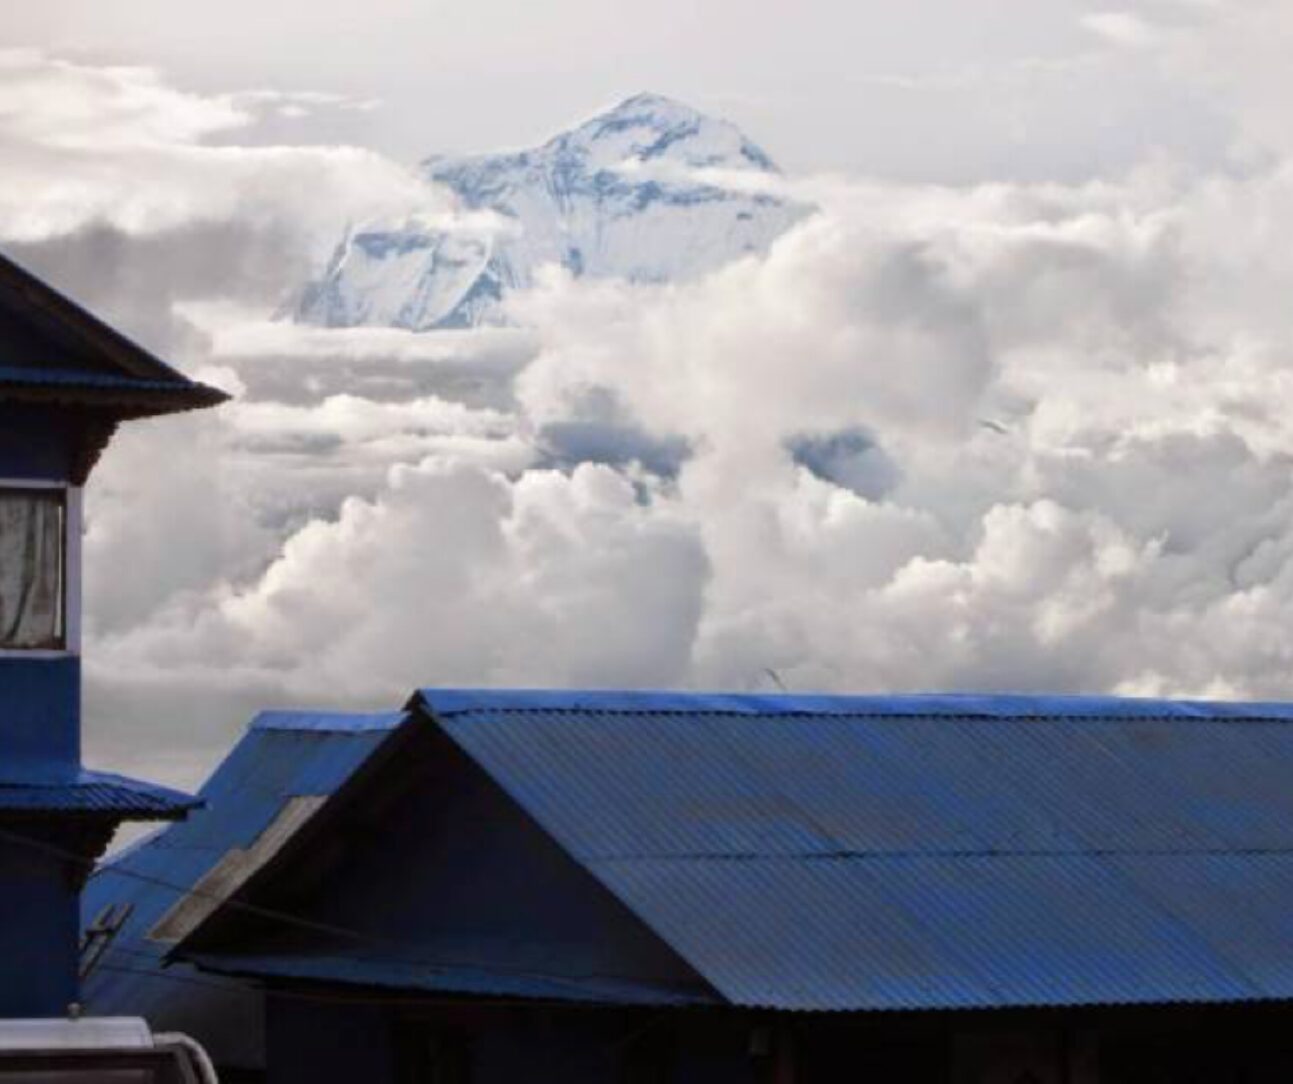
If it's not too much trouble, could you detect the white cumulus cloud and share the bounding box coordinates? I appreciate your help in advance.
[2,36,1292,789]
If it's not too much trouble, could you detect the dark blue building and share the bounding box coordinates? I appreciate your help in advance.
[87,688,1293,1083]
[0,251,225,1016]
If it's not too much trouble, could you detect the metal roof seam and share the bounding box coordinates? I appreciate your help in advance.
[589,845,1293,862]
[440,708,1293,725]
[249,711,406,733]
[417,685,1293,722]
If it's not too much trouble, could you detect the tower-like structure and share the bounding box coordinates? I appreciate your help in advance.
[0,252,227,1015]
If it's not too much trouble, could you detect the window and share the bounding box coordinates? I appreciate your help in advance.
[0,488,65,650]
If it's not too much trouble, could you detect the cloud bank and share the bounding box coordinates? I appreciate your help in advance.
[5,9,1293,787]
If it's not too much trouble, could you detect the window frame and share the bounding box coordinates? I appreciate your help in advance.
[0,479,79,658]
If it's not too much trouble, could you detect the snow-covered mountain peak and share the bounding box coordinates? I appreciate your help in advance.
[293,95,808,330]
[542,92,778,174]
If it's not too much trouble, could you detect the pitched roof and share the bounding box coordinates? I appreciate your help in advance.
[0,251,227,418]
[410,688,1293,1012]
[81,710,405,1069]
[93,688,1293,1018]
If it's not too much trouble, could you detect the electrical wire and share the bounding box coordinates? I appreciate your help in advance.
[0,825,711,1001]
[97,959,689,1028]
[0,814,700,1077]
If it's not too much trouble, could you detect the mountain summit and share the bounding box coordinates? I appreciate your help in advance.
[292,94,808,330]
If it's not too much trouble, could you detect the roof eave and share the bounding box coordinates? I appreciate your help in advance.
[0,251,206,385]
[0,382,230,418]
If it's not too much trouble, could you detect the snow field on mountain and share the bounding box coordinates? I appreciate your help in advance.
[294,94,809,330]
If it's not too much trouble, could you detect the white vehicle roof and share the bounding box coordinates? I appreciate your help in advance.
[0,1017,154,1051]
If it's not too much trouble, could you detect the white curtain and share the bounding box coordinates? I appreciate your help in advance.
[0,492,63,649]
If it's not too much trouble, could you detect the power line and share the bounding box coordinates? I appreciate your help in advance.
[0,826,707,1000]
[1,825,416,953]
[98,959,684,1021]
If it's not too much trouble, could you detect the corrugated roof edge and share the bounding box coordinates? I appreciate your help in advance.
[0,769,199,816]
[412,688,1293,722]
[76,768,199,805]
[250,710,407,733]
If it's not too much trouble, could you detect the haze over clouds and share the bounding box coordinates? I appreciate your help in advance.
[2,3,1293,788]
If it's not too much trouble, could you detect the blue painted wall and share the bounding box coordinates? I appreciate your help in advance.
[0,837,78,1016]
[0,656,79,773]
[0,397,83,1017]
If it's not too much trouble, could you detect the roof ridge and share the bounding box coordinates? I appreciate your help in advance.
[416,687,1293,724]
[444,708,1293,723]
[250,710,406,734]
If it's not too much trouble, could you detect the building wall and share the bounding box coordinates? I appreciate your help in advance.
[0,834,78,1015]
[0,650,81,1018]
[0,656,79,767]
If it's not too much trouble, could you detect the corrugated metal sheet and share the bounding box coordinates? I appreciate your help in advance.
[0,769,197,816]
[412,688,1293,1011]
[421,692,1293,859]
[593,855,1276,1011]
[251,710,402,733]
[419,687,1293,721]
[92,689,1293,1017]
[81,710,405,1068]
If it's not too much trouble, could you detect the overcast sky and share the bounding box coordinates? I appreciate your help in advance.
[0,0,1243,178]
[3,1,1293,792]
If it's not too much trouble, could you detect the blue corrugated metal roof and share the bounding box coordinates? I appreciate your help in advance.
[82,710,405,1067]
[0,768,197,816]
[94,688,1293,1017]
[251,710,405,733]
[419,687,1293,721]
[409,688,1293,1011]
